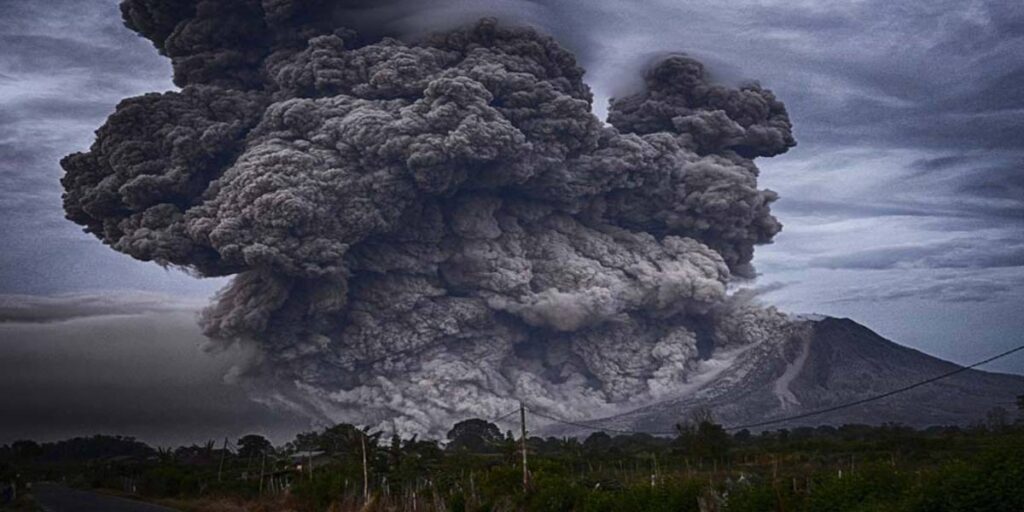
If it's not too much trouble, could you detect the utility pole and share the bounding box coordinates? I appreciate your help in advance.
[520,401,529,492]
[361,431,370,502]
[652,453,659,488]
[217,437,228,482]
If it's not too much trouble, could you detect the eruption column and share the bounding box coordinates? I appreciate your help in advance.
[63,0,798,436]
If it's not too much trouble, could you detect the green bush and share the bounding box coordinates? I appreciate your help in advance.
[726,483,781,512]
[804,464,911,512]
[902,439,1024,512]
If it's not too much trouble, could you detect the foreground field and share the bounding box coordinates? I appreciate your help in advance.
[3,418,1023,511]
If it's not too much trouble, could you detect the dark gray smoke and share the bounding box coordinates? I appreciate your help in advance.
[62,0,798,436]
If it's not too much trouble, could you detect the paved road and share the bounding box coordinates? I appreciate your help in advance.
[33,483,179,512]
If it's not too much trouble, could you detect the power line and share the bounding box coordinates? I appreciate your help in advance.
[494,408,522,422]
[527,341,1024,436]
[528,407,677,436]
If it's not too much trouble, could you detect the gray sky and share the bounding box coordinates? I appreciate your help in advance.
[1,0,1022,444]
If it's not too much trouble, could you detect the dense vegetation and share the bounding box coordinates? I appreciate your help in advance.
[2,405,1023,511]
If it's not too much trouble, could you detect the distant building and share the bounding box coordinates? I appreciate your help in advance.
[289,450,334,473]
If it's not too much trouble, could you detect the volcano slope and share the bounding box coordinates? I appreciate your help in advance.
[544,317,1024,435]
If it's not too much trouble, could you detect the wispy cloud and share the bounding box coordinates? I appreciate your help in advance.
[0,291,204,323]
[825,276,1022,304]
[808,238,1024,271]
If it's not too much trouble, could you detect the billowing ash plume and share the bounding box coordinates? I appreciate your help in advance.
[62,0,799,436]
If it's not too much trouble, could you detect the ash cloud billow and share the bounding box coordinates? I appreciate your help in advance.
[62,0,800,436]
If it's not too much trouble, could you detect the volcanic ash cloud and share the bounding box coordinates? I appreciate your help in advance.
[62,0,799,436]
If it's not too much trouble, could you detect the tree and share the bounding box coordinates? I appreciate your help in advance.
[446,419,504,453]
[288,431,321,453]
[320,424,377,458]
[237,434,273,459]
[695,420,731,459]
[10,440,41,461]
[674,408,731,459]
[583,432,613,452]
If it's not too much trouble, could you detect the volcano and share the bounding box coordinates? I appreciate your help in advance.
[542,317,1024,435]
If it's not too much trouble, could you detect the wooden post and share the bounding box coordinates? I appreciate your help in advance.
[259,450,266,496]
[308,451,313,480]
[361,431,370,502]
[217,437,228,482]
[520,401,529,492]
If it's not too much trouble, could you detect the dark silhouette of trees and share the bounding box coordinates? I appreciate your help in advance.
[446,419,504,453]
[320,424,379,459]
[237,434,272,459]
[583,431,613,453]
[9,441,41,461]
[3,413,1022,510]
[675,407,731,460]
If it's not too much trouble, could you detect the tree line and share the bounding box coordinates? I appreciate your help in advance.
[2,402,1023,511]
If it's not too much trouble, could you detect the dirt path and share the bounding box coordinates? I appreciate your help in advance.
[33,483,179,512]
